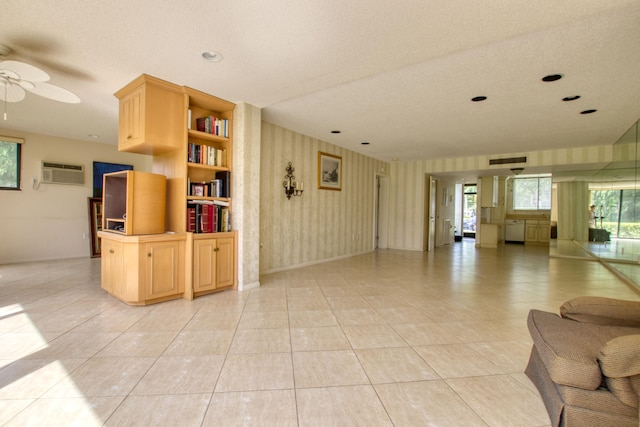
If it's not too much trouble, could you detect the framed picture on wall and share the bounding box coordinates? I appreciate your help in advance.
[318,151,342,191]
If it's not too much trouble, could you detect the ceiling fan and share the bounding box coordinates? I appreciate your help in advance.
[0,60,80,104]
[0,44,80,116]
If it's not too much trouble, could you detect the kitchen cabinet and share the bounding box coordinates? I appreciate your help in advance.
[525,220,550,244]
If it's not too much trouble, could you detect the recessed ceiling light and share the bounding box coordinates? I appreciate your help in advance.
[88,134,99,138]
[361,141,370,145]
[471,96,487,102]
[331,130,341,134]
[202,51,223,62]
[562,95,581,101]
[580,109,597,114]
[542,74,563,82]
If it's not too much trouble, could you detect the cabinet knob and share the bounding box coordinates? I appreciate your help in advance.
[148,253,152,257]
[214,247,219,252]
[127,135,132,139]
[109,249,114,254]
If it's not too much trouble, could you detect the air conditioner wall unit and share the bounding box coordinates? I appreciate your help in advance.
[41,161,85,185]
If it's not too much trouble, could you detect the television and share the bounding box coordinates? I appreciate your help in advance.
[93,161,133,198]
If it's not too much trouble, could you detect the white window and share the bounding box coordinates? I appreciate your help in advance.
[513,177,551,210]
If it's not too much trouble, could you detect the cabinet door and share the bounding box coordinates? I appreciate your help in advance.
[525,223,539,242]
[216,237,235,288]
[193,239,217,292]
[118,87,143,150]
[538,224,550,243]
[101,239,124,296]
[144,241,180,299]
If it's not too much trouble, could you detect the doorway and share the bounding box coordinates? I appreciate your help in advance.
[374,175,390,249]
[423,176,437,251]
[463,184,477,238]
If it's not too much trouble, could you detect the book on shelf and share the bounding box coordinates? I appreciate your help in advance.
[188,179,229,198]
[195,116,229,138]
[187,142,227,167]
[215,171,230,198]
[186,200,229,233]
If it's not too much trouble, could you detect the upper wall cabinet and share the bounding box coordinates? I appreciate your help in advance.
[114,74,185,155]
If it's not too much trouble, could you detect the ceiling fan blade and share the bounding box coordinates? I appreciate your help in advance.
[28,82,80,103]
[0,83,26,102]
[0,60,50,82]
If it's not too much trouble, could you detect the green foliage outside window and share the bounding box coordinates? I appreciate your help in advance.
[591,189,640,238]
[513,177,551,210]
[0,139,22,190]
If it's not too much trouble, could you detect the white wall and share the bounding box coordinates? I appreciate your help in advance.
[0,129,151,264]
[259,122,389,273]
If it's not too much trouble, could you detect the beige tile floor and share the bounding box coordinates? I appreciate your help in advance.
[1,240,639,426]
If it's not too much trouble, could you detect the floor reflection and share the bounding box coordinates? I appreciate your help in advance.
[550,238,640,289]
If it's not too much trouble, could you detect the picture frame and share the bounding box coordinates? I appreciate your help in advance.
[88,197,102,257]
[318,151,342,191]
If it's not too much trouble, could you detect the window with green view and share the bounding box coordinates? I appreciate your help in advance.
[513,177,551,210]
[0,138,23,190]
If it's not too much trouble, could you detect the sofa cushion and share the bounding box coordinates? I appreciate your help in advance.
[599,334,640,377]
[561,296,640,327]
[604,376,640,407]
[599,335,640,407]
[527,310,640,390]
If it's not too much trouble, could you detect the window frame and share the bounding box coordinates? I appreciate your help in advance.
[0,136,23,191]
[512,176,552,211]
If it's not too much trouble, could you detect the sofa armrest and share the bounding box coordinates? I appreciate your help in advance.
[560,296,640,327]
[599,334,640,378]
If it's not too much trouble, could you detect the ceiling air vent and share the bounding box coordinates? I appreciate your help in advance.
[489,156,527,166]
[41,162,85,185]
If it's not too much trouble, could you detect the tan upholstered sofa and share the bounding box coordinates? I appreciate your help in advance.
[525,297,640,426]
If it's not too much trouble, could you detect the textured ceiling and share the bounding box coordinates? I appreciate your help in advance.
[1,0,640,166]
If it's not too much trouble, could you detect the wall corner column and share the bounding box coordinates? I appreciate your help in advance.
[232,102,262,291]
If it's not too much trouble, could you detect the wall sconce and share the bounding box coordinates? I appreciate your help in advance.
[283,162,303,199]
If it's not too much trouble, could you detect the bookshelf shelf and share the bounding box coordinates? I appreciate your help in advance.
[187,129,229,144]
[187,162,229,172]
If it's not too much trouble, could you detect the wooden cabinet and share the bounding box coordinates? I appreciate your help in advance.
[101,238,124,296]
[525,220,550,244]
[115,74,185,155]
[192,233,236,296]
[480,176,498,207]
[102,74,238,306]
[102,170,166,235]
[98,231,186,305]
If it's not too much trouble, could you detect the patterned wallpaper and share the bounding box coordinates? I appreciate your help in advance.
[260,122,389,273]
